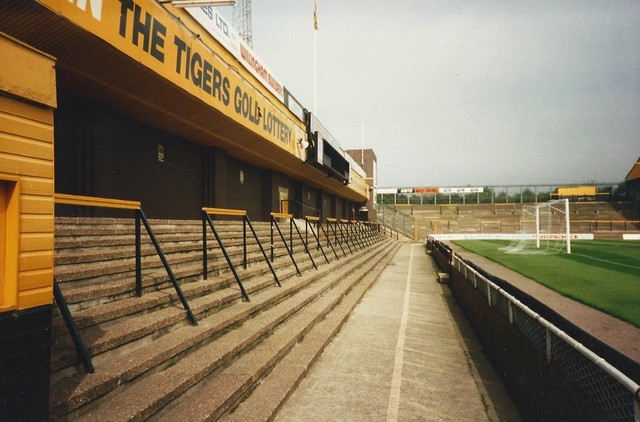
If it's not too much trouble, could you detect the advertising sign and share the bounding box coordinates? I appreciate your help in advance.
[186,7,285,102]
[39,0,299,150]
[438,187,484,194]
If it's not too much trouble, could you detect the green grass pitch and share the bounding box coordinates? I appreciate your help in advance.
[452,240,640,328]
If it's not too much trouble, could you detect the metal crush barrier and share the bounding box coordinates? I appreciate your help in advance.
[430,237,640,421]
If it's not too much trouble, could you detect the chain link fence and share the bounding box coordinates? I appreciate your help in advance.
[429,238,639,421]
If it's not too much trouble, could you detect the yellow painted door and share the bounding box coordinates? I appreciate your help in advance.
[279,187,289,214]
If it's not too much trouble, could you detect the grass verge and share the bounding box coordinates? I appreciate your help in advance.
[452,240,640,328]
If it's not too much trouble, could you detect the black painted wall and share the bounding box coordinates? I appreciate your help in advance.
[55,95,204,219]
[0,306,52,421]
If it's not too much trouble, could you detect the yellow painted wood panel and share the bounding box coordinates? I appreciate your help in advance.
[12,176,53,196]
[19,251,53,272]
[19,268,53,291]
[0,95,54,126]
[0,178,19,311]
[20,233,54,253]
[0,112,54,143]
[0,40,55,311]
[0,183,5,306]
[21,194,54,215]
[21,214,53,234]
[0,33,56,108]
[0,132,54,161]
[0,153,53,179]
[18,286,53,309]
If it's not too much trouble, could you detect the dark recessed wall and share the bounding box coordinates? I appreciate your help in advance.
[55,95,204,219]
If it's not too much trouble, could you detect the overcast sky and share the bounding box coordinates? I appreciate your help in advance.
[232,1,639,188]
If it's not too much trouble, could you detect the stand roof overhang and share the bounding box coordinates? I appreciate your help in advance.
[0,0,367,203]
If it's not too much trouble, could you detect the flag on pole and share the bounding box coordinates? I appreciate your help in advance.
[313,0,318,30]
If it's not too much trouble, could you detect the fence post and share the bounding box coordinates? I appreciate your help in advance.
[546,328,552,364]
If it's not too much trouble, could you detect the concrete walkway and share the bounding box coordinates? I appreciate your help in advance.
[275,243,522,421]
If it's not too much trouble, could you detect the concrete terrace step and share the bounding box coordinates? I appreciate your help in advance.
[70,242,397,421]
[51,217,344,376]
[170,242,402,422]
[50,247,328,372]
[54,228,314,309]
[50,240,395,420]
[54,237,330,313]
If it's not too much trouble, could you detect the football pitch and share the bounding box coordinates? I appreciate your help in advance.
[451,240,640,328]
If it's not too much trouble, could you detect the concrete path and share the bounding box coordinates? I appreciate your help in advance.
[276,243,522,421]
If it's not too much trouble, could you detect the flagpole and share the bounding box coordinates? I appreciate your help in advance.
[313,0,318,114]
[361,111,364,165]
[313,29,317,114]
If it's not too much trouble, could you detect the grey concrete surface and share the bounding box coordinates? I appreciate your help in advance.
[276,243,522,421]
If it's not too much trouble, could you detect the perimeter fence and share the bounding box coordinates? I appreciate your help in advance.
[378,183,623,205]
[428,237,640,421]
[375,203,416,240]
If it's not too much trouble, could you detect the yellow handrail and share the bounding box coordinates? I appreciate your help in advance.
[202,207,247,217]
[270,212,292,219]
[54,193,141,210]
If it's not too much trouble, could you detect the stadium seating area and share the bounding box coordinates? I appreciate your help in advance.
[391,202,640,239]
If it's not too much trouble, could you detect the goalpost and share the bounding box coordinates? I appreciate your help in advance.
[503,198,571,254]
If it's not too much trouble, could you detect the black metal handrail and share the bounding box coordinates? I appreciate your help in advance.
[53,193,198,372]
[202,208,280,302]
[53,278,94,374]
[361,221,380,246]
[356,222,370,248]
[290,217,317,270]
[136,209,197,325]
[304,216,330,264]
[270,213,301,276]
[244,213,281,286]
[325,218,348,257]
[309,216,339,260]
[336,219,354,254]
[54,193,197,326]
[201,209,250,302]
[348,221,365,250]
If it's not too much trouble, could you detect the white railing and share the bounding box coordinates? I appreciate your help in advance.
[447,249,640,421]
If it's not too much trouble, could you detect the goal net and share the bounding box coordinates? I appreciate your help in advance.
[502,199,571,254]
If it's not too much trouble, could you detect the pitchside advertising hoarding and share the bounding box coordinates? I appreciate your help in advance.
[431,234,595,240]
[378,187,484,194]
[40,0,303,150]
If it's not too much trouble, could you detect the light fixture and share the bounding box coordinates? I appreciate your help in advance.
[298,138,310,150]
[159,0,235,7]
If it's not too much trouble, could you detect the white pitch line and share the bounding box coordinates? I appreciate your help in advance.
[387,244,414,422]
[572,253,640,270]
